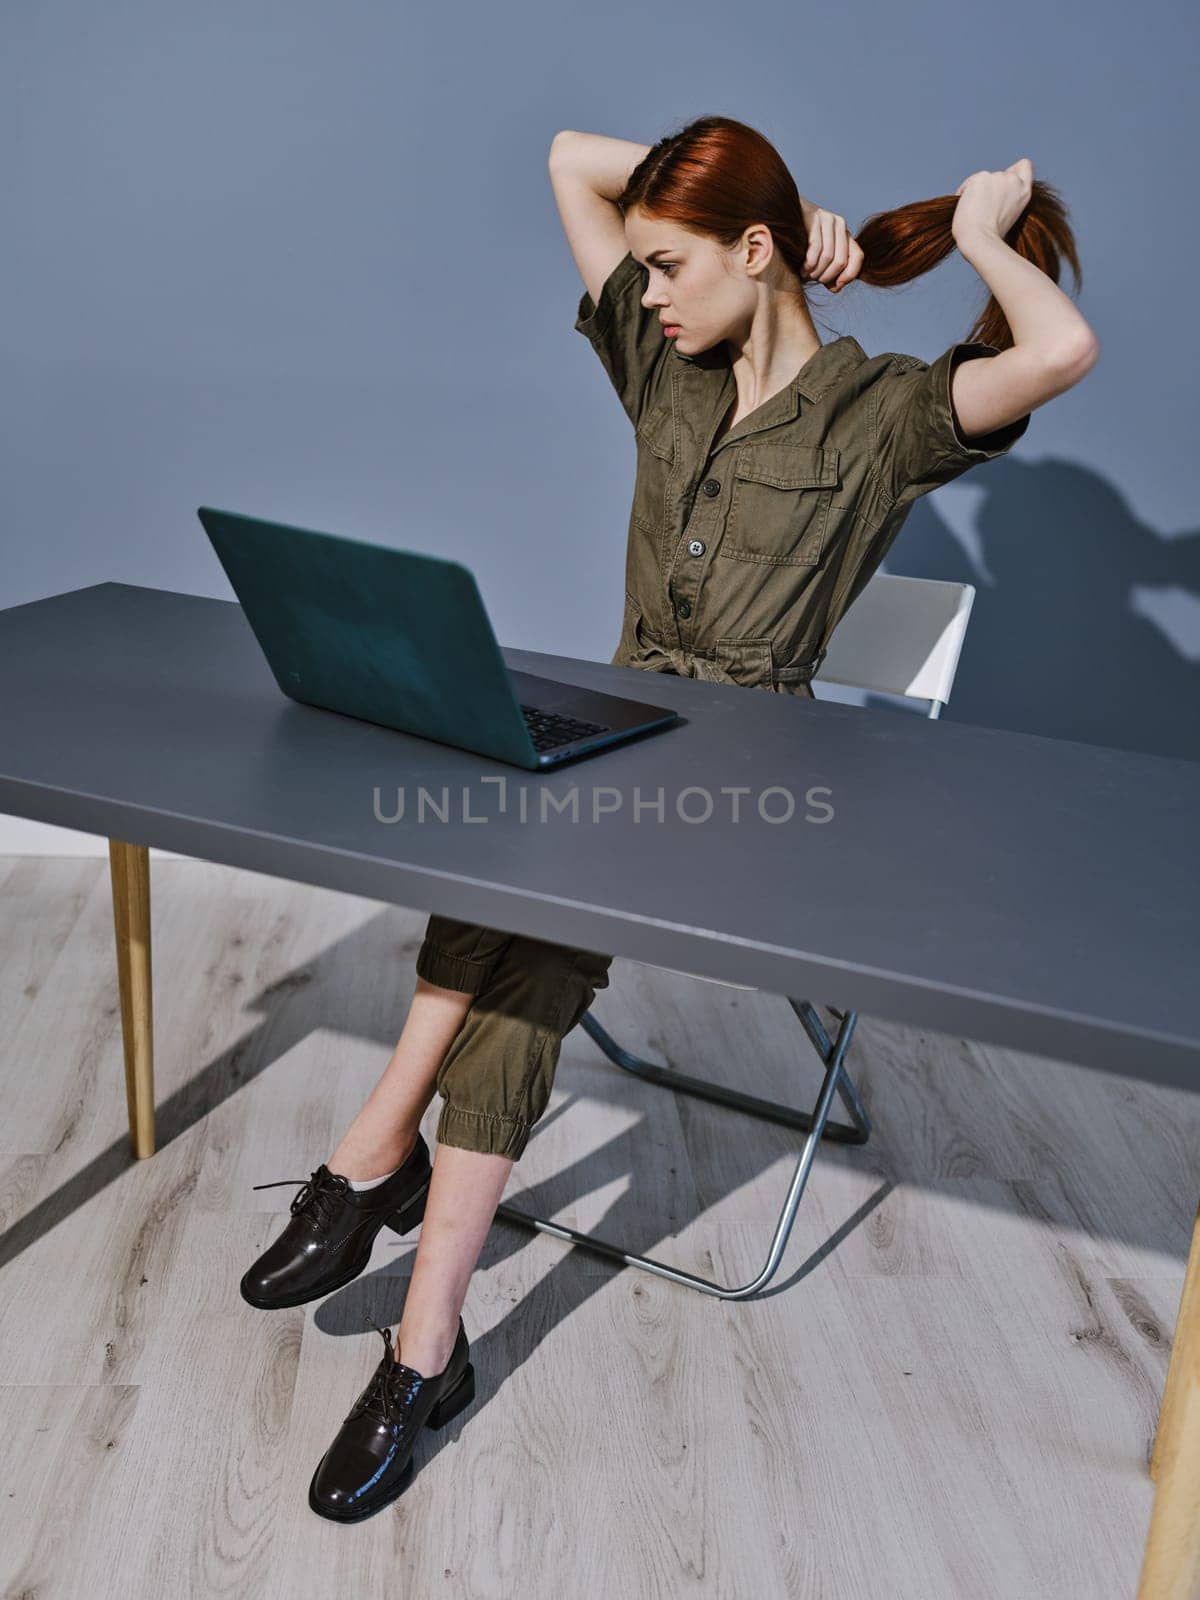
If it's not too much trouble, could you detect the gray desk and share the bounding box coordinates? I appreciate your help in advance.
[2,582,1197,1085]
[2,581,1199,1593]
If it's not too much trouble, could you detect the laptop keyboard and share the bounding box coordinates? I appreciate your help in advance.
[519,703,611,753]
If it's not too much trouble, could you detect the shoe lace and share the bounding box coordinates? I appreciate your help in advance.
[251,1165,348,1230]
[349,1319,425,1433]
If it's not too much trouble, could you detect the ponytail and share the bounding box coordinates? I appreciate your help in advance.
[854,180,1082,350]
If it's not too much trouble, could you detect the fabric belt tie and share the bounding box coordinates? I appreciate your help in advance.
[629,619,826,691]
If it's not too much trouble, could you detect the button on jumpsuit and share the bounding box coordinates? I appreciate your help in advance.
[418,250,1032,1161]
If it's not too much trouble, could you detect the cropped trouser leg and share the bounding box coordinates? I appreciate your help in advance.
[415,912,614,1162]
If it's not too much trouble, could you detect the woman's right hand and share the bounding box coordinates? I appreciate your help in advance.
[799,202,865,294]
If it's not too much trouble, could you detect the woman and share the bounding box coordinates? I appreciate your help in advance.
[242,115,1097,1522]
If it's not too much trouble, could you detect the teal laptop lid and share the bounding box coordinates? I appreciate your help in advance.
[196,506,678,770]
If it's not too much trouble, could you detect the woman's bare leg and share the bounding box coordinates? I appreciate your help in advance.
[394,1143,515,1376]
[328,976,472,1179]
[326,973,514,1375]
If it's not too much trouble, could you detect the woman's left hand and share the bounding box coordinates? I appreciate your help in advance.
[799,203,864,294]
[952,158,1035,244]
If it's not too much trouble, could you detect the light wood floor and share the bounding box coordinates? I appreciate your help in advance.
[0,855,1189,1599]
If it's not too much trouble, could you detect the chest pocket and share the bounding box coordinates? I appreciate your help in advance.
[722,442,840,566]
[630,402,676,532]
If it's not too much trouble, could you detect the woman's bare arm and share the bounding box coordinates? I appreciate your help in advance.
[550,130,650,202]
[548,131,649,307]
[949,161,1100,438]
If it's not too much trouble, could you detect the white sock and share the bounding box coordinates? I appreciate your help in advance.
[342,1163,404,1191]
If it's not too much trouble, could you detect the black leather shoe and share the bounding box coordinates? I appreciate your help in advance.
[308,1315,475,1521]
[240,1135,432,1310]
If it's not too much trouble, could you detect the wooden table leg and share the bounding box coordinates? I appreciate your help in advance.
[107,839,155,1158]
[1138,1197,1200,1597]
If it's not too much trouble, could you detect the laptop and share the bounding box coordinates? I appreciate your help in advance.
[196,507,682,770]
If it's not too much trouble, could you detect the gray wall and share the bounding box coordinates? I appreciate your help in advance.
[3,0,1196,771]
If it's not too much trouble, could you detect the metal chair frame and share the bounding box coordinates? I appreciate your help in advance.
[496,999,870,1299]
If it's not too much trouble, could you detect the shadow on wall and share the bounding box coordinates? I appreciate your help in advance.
[862,455,1200,763]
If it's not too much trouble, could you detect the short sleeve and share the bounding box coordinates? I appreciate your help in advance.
[871,341,1030,506]
[574,250,669,430]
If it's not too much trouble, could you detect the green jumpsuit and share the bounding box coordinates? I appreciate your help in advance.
[418,249,1032,1160]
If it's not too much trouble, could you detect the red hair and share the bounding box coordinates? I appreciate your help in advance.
[618,114,1082,352]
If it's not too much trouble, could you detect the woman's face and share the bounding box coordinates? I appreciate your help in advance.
[624,209,760,356]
